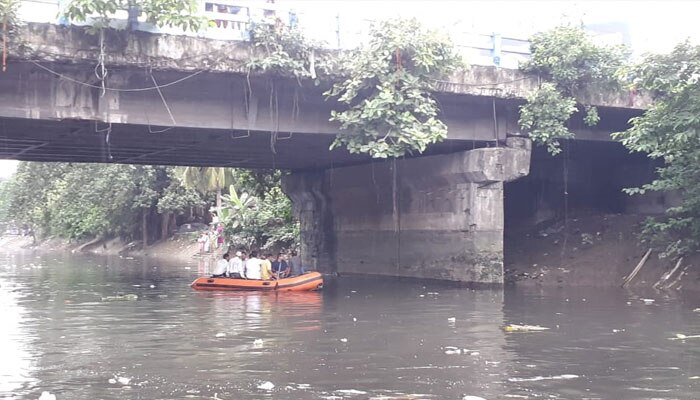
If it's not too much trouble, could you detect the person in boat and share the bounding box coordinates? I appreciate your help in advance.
[260,253,274,280]
[244,251,263,280]
[228,250,244,279]
[212,253,230,278]
[271,253,290,278]
[289,250,303,276]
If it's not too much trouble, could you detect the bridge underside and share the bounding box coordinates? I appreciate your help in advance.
[0,117,487,169]
[0,57,637,170]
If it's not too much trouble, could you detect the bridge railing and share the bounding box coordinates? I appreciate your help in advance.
[16,0,531,69]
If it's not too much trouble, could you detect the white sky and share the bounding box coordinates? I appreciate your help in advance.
[0,160,17,179]
[288,0,700,55]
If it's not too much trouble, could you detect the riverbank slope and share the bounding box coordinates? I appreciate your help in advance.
[505,213,700,291]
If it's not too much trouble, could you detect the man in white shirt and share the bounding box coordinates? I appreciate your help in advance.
[228,250,245,279]
[244,251,262,280]
[212,253,230,278]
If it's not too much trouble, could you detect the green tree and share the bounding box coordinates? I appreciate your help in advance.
[519,25,626,154]
[613,41,700,258]
[0,0,21,71]
[219,185,297,251]
[180,167,234,213]
[61,0,207,31]
[326,18,462,158]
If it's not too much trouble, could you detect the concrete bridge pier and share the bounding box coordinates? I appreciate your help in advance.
[283,137,531,284]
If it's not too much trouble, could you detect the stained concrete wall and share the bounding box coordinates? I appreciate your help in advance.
[283,138,531,284]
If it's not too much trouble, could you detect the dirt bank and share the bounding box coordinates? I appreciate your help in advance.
[505,213,700,291]
[0,233,218,263]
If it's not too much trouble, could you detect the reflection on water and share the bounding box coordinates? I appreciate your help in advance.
[0,251,698,399]
[0,255,36,394]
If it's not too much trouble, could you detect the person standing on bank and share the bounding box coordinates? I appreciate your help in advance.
[212,253,230,278]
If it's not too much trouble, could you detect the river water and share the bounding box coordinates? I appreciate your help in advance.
[0,251,698,400]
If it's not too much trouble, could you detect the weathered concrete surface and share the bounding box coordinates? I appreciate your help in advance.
[283,137,531,284]
[0,23,639,168]
[13,23,648,109]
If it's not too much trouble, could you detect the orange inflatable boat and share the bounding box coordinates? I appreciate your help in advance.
[190,272,323,292]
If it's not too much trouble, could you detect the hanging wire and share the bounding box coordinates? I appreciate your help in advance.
[149,69,177,127]
[492,97,500,146]
[95,121,113,160]
[95,29,108,98]
[31,61,205,92]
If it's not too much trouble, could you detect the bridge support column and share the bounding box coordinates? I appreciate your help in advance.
[283,137,531,284]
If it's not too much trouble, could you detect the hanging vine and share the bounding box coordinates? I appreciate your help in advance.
[245,19,326,153]
[518,25,626,155]
[325,19,462,158]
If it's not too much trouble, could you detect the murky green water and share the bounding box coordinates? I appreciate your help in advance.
[1,251,698,399]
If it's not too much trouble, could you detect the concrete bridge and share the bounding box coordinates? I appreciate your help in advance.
[0,23,645,284]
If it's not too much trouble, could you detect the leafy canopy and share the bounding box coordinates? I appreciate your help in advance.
[61,0,207,31]
[2,163,203,240]
[246,18,321,79]
[613,41,700,258]
[326,18,462,158]
[519,25,626,155]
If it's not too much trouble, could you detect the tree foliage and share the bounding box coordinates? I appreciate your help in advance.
[219,184,297,251]
[613,41,700,258]
[519,83,577,155]
[0,162,296,251]
[61,0,207,31]
[326,19,462,158]
[0,0,21,38]
[519,25,626,154]
[2,163,203,240]
[246,18,320,79]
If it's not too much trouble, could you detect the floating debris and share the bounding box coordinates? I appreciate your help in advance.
[693,308,700,312]
[257,381,275,390]
[669,333,700,340]
[215,332,226,338]
[101,294,138,302]
[641,298,655,305]
[335,389,367,395]
[109,376,131,385]
[508,374,579,382]
[117,377,131,385]
[444,347,462,355]
[502,324,549,332]
[340,338,348,343]
[447,317,456,323]
[253,338,264,348]
[38,391,56,400]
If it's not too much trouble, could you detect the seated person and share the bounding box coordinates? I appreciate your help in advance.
[212,253,230,278]
[271,253,290,278]
[260,253,274,280]
[228,250,245,278]
[244,251,262,280]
